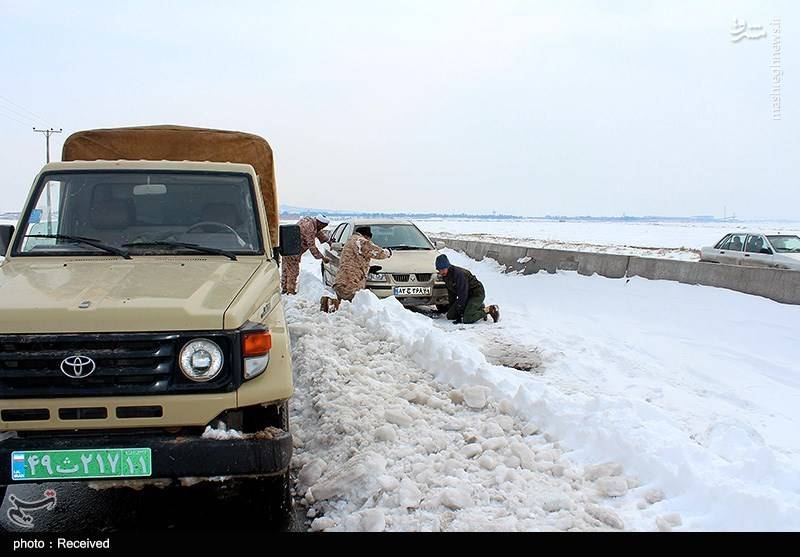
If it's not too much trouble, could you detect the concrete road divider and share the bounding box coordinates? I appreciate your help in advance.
[433,237,800,305]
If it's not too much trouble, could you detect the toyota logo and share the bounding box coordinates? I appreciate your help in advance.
[60,356,96,379]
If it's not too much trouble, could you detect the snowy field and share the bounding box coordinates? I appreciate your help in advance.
[416,219,800,261]
[286,249,800,531]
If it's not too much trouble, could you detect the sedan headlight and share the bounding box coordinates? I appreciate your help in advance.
[367,273,387,282]
[179,339,224,382]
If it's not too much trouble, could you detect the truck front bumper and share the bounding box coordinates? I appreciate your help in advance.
[0,429,292,486]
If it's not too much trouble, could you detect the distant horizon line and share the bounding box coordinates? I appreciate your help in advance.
[277,208,799,222]
[1,209,798,223]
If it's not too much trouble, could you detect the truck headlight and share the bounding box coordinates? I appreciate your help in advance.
[179,339,224,382]
[242,330,272,380]
[367,273,387,282]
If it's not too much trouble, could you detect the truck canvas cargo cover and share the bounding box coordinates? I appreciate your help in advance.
[61,125,280,247]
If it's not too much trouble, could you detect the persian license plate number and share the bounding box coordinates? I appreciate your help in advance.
[11,448,152,481]
[393,286,431,296]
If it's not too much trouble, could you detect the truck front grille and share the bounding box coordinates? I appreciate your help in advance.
[0,332,239,399]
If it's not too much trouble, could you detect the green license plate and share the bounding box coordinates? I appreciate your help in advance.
[11,448,152,481]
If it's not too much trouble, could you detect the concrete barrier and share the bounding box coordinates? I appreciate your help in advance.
[433,237,800,305]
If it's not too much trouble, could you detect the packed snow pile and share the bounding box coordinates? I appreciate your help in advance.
[285,248,800,531]
[287,295,644,531]
[287,261,666,531]
[201,423,244,440]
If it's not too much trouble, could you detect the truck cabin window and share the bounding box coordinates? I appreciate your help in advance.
[16,172,262,256]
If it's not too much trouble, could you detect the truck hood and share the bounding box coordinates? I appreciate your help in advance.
[369,249,440,274]
[0,257,262,333]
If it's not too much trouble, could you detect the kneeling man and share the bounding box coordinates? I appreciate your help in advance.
[436,254,500,324]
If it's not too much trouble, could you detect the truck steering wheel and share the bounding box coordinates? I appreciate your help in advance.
[186,221,246,246]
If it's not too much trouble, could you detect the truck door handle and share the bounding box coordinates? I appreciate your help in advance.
[744,254,750,257]
[720,251,725,254]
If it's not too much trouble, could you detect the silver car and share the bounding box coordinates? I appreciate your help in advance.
[321,219,450,311]
[700,232,800,270]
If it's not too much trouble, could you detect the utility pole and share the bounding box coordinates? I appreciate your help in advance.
[33,127,62,234]
[33,127,62,163]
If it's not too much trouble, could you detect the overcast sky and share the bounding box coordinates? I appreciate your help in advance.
[0,1,796,218]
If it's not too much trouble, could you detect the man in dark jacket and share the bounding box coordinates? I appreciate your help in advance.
[436,254,500,324]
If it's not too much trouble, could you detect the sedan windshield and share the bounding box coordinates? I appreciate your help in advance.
[15,171,262,257]
[766,235,800,253]
[367,224,433,250]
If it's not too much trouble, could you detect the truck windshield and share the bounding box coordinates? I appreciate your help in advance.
[15,171,263,257]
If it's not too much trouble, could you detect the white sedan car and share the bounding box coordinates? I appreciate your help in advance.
[700,233,800,270]
[321,219,450,311]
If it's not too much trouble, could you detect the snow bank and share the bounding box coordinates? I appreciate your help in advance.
[285,258,669,531]
[438,249,800,530]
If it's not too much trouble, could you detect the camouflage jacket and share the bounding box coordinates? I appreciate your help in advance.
[333,233,391,292]
[297,216,330,259]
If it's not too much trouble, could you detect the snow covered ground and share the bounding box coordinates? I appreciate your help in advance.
[417,219,800,261]
[285,249,800,531]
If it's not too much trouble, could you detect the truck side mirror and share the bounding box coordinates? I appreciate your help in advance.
[331,242,343,251]
[761,248,773,255]
[278,224,301,256]
[0,225,14,256]
[435,241,446,250]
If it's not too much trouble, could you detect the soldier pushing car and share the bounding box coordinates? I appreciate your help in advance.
[281,214,332,295]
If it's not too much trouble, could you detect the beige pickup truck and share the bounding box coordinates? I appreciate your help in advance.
[0,126,302,506]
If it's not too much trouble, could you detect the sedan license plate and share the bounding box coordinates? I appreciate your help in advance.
[11,448,152,481]
[393,286,432,297]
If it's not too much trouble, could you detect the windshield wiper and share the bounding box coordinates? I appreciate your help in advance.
[122,241,237,261]
[385,245,427,250]
[24,234,131,259]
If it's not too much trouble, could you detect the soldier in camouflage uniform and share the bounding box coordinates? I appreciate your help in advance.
[333,226,392,301]
[436,254,500,324]
[281,214,331,295]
